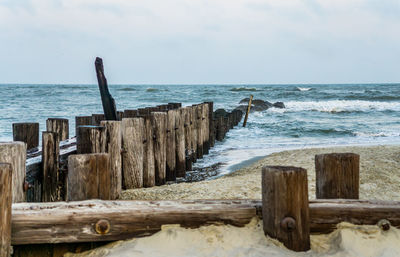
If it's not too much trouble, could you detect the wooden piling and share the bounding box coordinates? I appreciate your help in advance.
[243,95,253,127]
[183,107,193,171]
[262,166,310,252]
[46,118,69,142]
[190,106,197,162]
[142,116,155,187]
[195,105,203,159]
[202,104,210,155]
[216,116,224,141]
[67,153,111,201]
[0,163,12,257]
[151,112,167,185]
[175,108,186,177]
[91,114,105,126]
[166,109,177,181]
[315,153,360,199]
[75,116,92,137]
[0,142,26,203]
[76,126,104,154]
[12,122,39,150]
[95,57,118,121]
[123,110,138,118]
[121,118,144,188]
[100,121,122,199]
[42,132,60,202]
[205,102,215,147]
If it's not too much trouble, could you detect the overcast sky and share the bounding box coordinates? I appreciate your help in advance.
[0,0,399,84]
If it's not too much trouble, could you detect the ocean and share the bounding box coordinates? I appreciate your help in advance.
[1,83,399,176]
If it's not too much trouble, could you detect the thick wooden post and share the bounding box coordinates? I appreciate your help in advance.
[243,95,253,127]
[75,116,92,137]
[42,132,60,202]
[123,110,138,118]
[46,118,69,141]
[95,57,118,121]
[262,166,310,252]
[183,107,193,171]
[315,153,360,199]
[175,108,186,177]
[142,116,155,187]
[67,153,111,201]
[151,112,167,185]
[216,116,224,141]
[0,142,26,203]
[76,126,104,154]
[0,163,12,257]
[195,105,203,159]
[166,109,177,181]
[100,121,122,200]
[202,104,210,155]
[12,123,39,150]
[205,102,215,147]
[190,106,197,163]
[91,114,105,126]
[121,118,144,188]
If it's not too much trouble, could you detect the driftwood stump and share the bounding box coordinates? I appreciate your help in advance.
[12,122,39,150]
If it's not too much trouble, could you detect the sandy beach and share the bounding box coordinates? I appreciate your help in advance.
[67,144,400,257]
[121,145,400,201]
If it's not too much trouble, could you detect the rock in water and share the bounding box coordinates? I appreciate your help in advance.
[273,102,285,108]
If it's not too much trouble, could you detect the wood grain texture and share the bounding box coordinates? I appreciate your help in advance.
[95,57,118,121]
[42,132,60,202]
[46,118,69,141]
[121,118,144,188]
[202,103,210,154]
[183,107,193,171]
[205,102,215,147]
[195,105,203,159]
[166,109,177,181]
[151,112,167,186]
[0,163,12,256]
[67,153,110,201]
[11,199,400,245]
[262,166,310,252]
[76,126,104,154]
[12,123,39,150]
[100,121,122,200]
[315,153,360,199]
[175,108,186,177]
[190,106,197,162]
[123,110,138,118]
[91,114,105,126]
[0,142,26,203]
[142,116,155,187]
[75,116,92,138]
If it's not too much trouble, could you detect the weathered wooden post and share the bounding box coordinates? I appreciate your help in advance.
[67,153,111,200]
[0,142,26,203]
[91,114,105,126]
[46,118,69,141]
[100,121,122,199]
[166,109,177,181]
[216,116,224,141]
[315,153,360,199]
[42,131,60,202]
[151,112,167,185]
[95,57,118,121]
[12,122,39,150]
[121,118,144,188]
[190,106,198,163]
[77,126,104,154]
[123,109,138,118]
[141,115,155,187]
[205,102,215,147]
[202,104,210,155]
[243,95,253,127]
[195,105,203,159]
[75,116,92,137]
[117,111,124,120]
[0,163,12,257]
[175,108,186,177]
[262,166,310,252]
[183,107,193,171]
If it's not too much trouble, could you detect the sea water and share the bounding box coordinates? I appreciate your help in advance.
[0,84,399,176]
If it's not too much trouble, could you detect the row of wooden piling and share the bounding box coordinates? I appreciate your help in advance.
[9,102,244,203]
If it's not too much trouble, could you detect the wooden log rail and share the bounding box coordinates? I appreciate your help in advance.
[10,199,400,245]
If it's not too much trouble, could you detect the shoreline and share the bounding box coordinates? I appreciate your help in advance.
[121,144,400,201]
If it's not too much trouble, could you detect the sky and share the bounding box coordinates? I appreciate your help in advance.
[0,0,399,84]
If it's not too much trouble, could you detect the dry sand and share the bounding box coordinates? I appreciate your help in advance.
[120,145,400,201]
[68,145,400,257]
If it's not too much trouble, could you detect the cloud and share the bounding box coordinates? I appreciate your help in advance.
[0,0,399,83]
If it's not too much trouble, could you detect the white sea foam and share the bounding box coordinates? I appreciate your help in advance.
[273,100,400,113]
[296,87,312,91]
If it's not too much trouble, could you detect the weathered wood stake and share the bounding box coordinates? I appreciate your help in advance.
[75,116,92,137]
[91,114,105,126]
[262,166,310,252]
[77,126,104,154]
[95,57,118,121]
[166,109,177,181]
[243,95,253,127]
[0,163,12,257]
[142,116,155,187]
[175,108,186,177]
[42,132,60,202]
[12,123,39,150]
[151,112,167,185]
[121,118,145,188]
[315,153,360,199]
[46,118,69,141]
[0,142,26,203]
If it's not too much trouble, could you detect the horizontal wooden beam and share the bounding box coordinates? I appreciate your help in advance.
[11,199,400,245]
